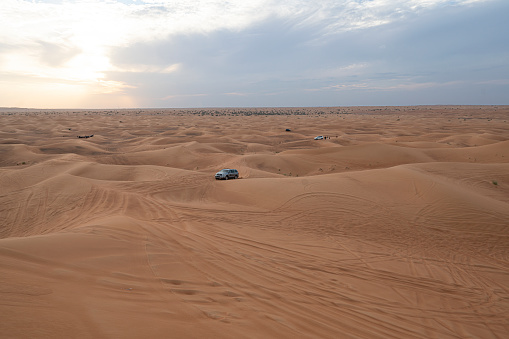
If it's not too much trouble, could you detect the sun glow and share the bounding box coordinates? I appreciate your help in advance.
[0,0,138,107]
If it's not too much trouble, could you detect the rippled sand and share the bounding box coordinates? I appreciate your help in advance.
[1,106,508,338]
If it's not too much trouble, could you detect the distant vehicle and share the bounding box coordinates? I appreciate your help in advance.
[215,169,239,180]
[285,128,291,132]
[314,135,324,140]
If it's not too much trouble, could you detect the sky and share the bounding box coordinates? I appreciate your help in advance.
[0,0,508,108]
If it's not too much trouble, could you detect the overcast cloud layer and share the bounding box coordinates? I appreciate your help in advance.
[1,0,508,108]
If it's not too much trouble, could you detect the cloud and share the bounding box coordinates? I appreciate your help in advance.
[37,40,81,67]
[111,63,181,74]
[0,0,507,108]
[107,1,504,95]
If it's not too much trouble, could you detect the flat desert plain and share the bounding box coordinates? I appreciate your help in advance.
[1,106,508,339]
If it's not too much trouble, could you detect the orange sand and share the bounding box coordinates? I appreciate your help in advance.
[1,106,508,338]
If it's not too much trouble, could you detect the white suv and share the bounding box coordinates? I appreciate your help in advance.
[215,169,239,180]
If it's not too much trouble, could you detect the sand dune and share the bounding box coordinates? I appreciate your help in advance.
[1,106,508,338]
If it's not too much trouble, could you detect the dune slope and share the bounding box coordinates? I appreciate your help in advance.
[1,106,508,338]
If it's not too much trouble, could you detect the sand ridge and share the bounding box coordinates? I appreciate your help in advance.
[1,106,508,338]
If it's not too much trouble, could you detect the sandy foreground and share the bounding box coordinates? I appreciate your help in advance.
[0,106,508,338]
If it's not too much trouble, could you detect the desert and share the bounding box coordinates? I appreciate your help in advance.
[1,106,508,338]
